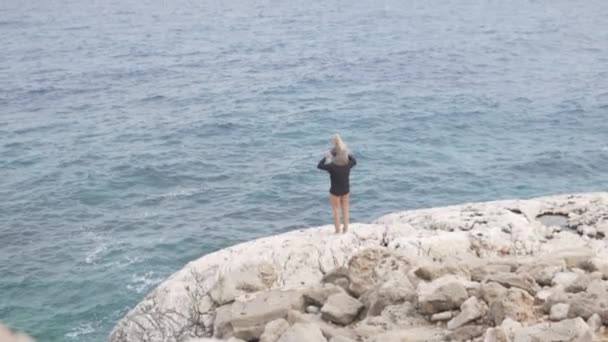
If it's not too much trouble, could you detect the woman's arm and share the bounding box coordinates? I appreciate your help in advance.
[317,157,330,170]
[348,155,357,168]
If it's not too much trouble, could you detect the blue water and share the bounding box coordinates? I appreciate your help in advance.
[1,0,608,340]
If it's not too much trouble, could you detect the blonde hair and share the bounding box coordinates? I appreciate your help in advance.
[332,134,349,166]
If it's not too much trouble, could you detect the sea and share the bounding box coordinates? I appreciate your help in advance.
[1,0,607,340]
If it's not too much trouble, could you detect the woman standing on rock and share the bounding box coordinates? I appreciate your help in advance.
[317,134,357,234]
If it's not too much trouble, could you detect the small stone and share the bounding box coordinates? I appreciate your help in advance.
[549,303,570,321]
[306,306,320,314]
[430,311,453,322]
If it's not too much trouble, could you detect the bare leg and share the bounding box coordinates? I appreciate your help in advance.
[341,194,350,233]
[330,194,341,234]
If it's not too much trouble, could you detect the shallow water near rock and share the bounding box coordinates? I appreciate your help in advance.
[1,0,608,341]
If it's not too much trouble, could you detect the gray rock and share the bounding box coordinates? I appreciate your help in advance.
[231,290,305,340]
[321,292,364,325]
[359,274,416,316]
[304,284,344,307]
[566,274,591,293]
[587,313,602,332]
[380,303,427,328]
[287,310,355,341]
[444,325,485,341]
[471,264,512,282]
[488,288,535,325]
[260,319,290,342]
[549,303,570,321]
[430,311,453,322]
[566,292,608,320]
[552,272,578,290]
[484,272,539,295]
[277,323,327,342]
[511,317,593,342]
[447,297,488,330]
[516,262,565,286]
[480,281,507,305]
[418,276,469,315]
[347,248,411,298]
[483,327,509,342]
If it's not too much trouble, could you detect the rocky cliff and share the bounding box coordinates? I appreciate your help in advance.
[110,193,608,342]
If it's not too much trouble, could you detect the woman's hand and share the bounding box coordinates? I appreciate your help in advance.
[324,151,332,159]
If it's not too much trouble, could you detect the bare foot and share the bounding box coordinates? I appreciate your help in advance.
[342,226,348,234]
[335,229,341,234]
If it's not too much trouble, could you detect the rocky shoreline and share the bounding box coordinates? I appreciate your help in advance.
[110,192,608,342]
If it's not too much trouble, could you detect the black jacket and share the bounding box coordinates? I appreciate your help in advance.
[317,155,357,196]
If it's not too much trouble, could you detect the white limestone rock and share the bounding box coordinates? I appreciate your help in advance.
[277,323,327,342]
[109,193,608,342]
[417,275,469,315]
[447,297,488,330]
[321,292,364,325]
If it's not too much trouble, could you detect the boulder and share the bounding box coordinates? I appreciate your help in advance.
[213,304,234,338]
[260,319,290,342]
[484,272,539,295]
[359,274,416,316]
[287,310,355,341]
[587,313,602,332]
[516,262,565,286]
[483,327,510,342]
[554,248,596,269]
[418,275,469,314]
[347,248,411,297]
[277,323,327,342]
[550,303,570,321]
[380,303,428,328]
[552,272,578,289]
[510,317,593,342]
[210,262,277,305]
[488,288,535,325]
[566,292,608,320]
[414,262,470,282]
[447,297,488,330]
[304,284,344,307]
[566,274,591,293]
[481,281,508,305]
[321,268,351,292]
[321,292,364,325]
[230,290,305,340]
[471,264,513,282]
[444,325,485,341]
